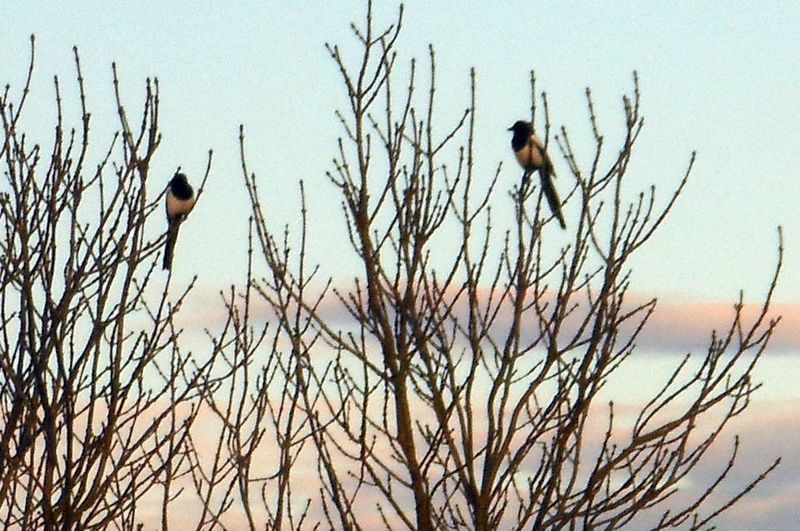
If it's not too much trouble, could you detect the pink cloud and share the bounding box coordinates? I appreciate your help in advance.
[642,298,799,351]
[678,399,800,529]
[177,282,800,356]
[154,285,798,526]
[134,394,798,529]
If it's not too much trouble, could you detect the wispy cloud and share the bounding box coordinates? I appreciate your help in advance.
[685,399,800,529]
[641,298,799,352]
[170,282,795,527]
[136,393,799,529]
[180,283,800,353]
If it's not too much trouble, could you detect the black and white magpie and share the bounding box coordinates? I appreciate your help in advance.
[508,120,566,229]
[163,172,195,270]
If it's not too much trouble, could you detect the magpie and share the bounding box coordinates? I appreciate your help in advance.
[508,120,566,229]
[163,172,195,270]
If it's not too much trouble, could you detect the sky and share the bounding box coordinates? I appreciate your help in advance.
[2,1,799,301]
[1,1,799,528]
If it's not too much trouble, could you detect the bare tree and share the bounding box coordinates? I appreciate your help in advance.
[0,38,217,530]
[0,3,783,530]
[231,3,782,530]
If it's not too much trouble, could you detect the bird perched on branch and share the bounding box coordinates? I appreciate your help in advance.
[508,120,566,229]
[163,172,195,270]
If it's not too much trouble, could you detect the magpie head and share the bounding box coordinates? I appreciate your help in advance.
[171,172,188,186]
[168,172,194,199]
[508,120,532,134]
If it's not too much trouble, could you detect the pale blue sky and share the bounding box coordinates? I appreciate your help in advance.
[2,1,799,304]
[2,3,799,527]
